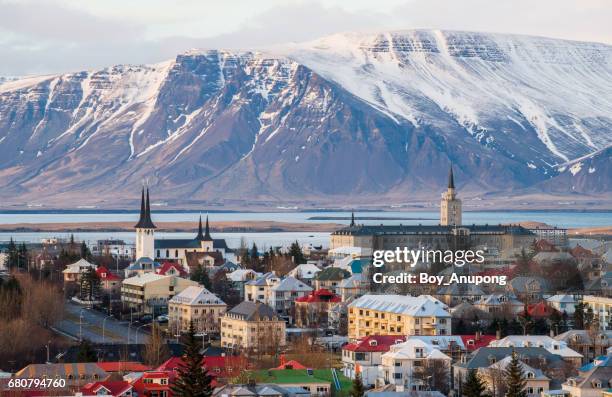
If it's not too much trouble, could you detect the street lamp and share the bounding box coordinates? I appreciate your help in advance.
[135,323,148,344]
[102,314,114,344]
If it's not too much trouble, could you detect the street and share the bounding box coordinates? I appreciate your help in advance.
[55,301,150,344]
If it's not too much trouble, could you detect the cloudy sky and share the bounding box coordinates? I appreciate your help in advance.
[1,0,611,75]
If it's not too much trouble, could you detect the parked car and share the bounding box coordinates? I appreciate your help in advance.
[156,314,169,323]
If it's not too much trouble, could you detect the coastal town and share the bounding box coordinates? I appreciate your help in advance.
[0,168,611,397]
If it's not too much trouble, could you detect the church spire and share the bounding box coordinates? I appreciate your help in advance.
[196,215,205,241]
[448,165,455,189]
[203,215,213,241]
[135,186,156,229]
[350,211,355,227]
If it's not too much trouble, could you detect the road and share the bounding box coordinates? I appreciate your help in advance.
[55,301,150,344]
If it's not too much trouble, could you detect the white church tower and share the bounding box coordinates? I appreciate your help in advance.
[135,187,156,259]
[440,166,462,226]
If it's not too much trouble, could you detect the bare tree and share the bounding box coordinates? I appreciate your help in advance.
[142,322,170,366]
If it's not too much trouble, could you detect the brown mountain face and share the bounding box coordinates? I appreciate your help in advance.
[0,31,610,208]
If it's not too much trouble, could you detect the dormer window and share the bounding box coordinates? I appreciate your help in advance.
[526,372,534,379]
[369,340,378,346]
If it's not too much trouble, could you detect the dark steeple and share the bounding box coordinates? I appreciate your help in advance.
[135,186,157,229]
[195,215,205,241]
[448,166,455,189]
[350,211,355,227]
[203,215,213,241]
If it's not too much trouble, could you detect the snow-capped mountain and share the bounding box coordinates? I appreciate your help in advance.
[0,30,610,208]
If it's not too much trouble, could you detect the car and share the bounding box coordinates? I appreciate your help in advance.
[156,314,169,323]
[140,315,153,322]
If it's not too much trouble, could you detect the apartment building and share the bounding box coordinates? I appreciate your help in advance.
[342,335,407,386]
[244,272,280,304]
[168,286,227,334]
[348,295,451,340]
[121,273,199,316]
[220,301,286,351]
[582,295,612,330]
[269,276,312,317]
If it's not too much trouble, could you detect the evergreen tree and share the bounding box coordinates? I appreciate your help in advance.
[171,321,214,397]
[289,241,305,264]
[80,267,101,301]
[462,369,488,397]
[574,302,585,330]
[80,241,92,260]
[76,339,98,362]
[504,351,527,397]
[349,372,365,397]
[191,264,212,290]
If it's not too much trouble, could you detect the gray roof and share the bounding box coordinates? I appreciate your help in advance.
[155,238,228,250]
[214,384,310,397]
[508,276,550,293]
[227,301,278,321]
[272,276,312,292]
[456,347,564,369]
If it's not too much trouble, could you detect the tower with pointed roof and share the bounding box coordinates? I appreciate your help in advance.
[195,215,214,251]
[440,166,462,226]
[135,186,156,259]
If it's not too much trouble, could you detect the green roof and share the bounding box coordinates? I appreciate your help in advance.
[248,369,352,393]
[315,267,350,281]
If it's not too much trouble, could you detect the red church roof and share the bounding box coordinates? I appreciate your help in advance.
[295,288,341,303]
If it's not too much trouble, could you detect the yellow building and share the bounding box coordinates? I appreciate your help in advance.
[220,301,286,352]
[348,294,451,340]
[582,295,612,330]
[168,286,227,335]
[121,273,199,316]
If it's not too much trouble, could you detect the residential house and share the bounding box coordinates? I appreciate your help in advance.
[348,295,451,340]
[489,335,583,365]
[156,261,188,277]
[313,267,351,294]
[131,371,175,397]
[63,258,96,283]
[287,263,322,285]
[342,335,407,386]
[244,272,281,304]
[96,266,122,295]
[547,294,578,316]
[294,289,341,328]
[227,269,260,299]
[168,285,227,335]
[379,339,451,390]
[81,381,133,397]
[220,301,286,351]
[14,363,110,388]
[338,273,368,302]
[555,330,612,363]
[478,356,550,397]
[474,293,524,316]
[121,273,199,316]
[582,295,612,330]
[124,257,161,278]
[269,276,313,318]
[406,335,467,361]
[435,283,484,307]
[507,276,551,303]
[563,355,612,397]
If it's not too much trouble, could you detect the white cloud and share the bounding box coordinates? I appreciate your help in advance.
[0,0,610,75]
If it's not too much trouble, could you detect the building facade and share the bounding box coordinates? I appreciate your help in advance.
[168,286,227,335]
[440,167,461,226]
[220,301,286,351]
[121,273,199,316]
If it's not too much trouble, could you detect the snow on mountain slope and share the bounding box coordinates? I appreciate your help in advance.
[0,30,610,207]
[281,30,612,165]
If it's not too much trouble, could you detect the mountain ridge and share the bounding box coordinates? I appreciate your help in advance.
[0,29,610,209]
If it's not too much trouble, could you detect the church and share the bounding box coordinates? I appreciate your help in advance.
[330,167,536,260]
[132,187,228,269]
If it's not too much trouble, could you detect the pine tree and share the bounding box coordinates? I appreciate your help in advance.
[462,369,487,397]
[349,372,365,397]
[289,241,305,264]
[171,321,214,397]
[80,241,92,260]
[504,351,527,397]
[80,267,101,301]
[574,302,585,330]
[191,264,212,290]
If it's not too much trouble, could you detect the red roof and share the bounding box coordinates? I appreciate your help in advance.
[295,288,341,303]
[157,261,188,277]
[131,371,176,396]
[96,266,121,281]
[570,245,597,258]
[82,381,132,396]
[273,360,307,370]
[96,361,151,372]
[343,335,407,352]
[459,334,497,351]
[534,239,558,252]
[157,355,249,379]
[523,302,558,318]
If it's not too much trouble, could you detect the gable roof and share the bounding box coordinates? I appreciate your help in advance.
[349,294,450,317]
[157,261,187,277]
[344,335,407,352]
[457,347,564,369]
[81,381,132,396]
[227,301,278,321]
[170,286,225,306]
[96,266,121,281]
[271,276,312,292]
[315,267,350,281]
